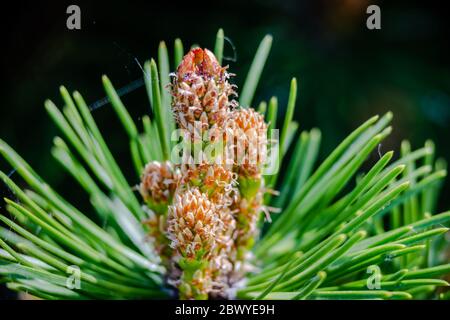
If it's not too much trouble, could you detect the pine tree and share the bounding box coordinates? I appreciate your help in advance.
[0,29,449,300]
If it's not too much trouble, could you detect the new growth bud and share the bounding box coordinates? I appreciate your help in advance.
[140,161,180,214]
[167,188,222,260]
[141,48,273,299]
[167,188,223,299]
[171,48,237,136]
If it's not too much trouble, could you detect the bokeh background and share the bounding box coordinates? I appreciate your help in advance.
[1,0,449,298]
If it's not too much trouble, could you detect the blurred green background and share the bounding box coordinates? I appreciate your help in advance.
[1,0,449,298]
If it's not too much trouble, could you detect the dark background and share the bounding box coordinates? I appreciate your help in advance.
[1,0,449,298]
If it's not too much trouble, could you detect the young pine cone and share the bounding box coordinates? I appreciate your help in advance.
[179,163,236,204]
[139,161,180,261]
[171,48,237,136]
[233,190,264,261]
[167,187,225,299]
[226,108,268,200]
[167,188,223,260]
[139,161,180,214]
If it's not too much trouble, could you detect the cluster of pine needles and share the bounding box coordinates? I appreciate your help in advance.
[0,29,449,300]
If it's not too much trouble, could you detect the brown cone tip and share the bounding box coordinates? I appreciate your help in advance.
[177,48,224,80]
